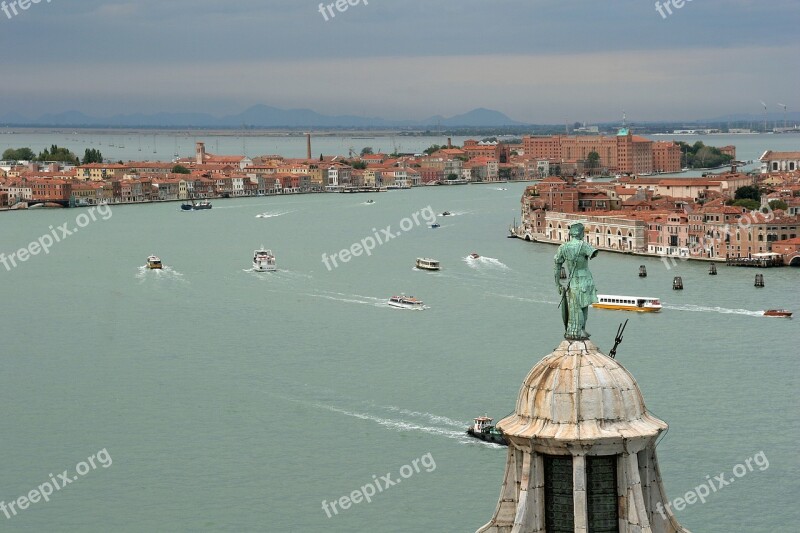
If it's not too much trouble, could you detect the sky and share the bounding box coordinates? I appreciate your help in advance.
[1,0,798,123]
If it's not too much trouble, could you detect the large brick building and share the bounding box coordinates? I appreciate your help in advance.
[522,129,682,175]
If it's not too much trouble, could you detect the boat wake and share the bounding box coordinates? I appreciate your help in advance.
[135,265,188,283]
[464,256,510,270]
[662,303,763,317]
[304,290,388,307]
[380,406,465,429]
[493,293,560,306]
[313,403,494,446]
[256,210,294,218]
[259,388,499,447]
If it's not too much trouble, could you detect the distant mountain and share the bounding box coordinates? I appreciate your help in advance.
[0,105,529,128]
[423,108,526,127]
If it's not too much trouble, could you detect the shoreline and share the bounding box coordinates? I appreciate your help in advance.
[509,232,730,264]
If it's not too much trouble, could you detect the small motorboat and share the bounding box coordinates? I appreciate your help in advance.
[365,199,375,204]
[415,258,440,271]
[764,309,792,318]
[440,211,453,216]
[146,255,163,269]
[387,295,425,310]
[466,416,507,446]
[181,199,212,211]
[430,223,441,229]
[469,252,480,260]
[253,248,277,272]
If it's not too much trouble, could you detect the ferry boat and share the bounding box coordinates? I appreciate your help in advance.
[466,416,507,446]
[763,309,792,318]
[146,255,163,270]
[387,295,425,310]
[592,295,662,313]
[415,258,440,271]
[253,248,277,272]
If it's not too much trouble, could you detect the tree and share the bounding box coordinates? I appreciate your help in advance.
[586,151,600,173]
[82,148,103,165]
[360,147,373,156]
[734,185,760,202]
[423,144,441,155]
[2,147,35,160]
[768,199,788,211]
[38,145,79,164]
[732,198,760,211]
[172,165,191,174]
[446,173,459,181]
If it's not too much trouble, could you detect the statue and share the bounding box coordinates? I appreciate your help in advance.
[554,222,599,339]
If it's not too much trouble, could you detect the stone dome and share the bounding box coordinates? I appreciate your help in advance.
[498,339,667,447]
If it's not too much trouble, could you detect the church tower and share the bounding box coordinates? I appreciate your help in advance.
[476,339,690,532]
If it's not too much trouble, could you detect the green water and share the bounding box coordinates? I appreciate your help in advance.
[1,184,798,531]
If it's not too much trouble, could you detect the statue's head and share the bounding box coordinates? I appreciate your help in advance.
[569,222,585,239]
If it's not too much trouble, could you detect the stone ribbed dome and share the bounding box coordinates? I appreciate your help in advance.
[498,339,667,444]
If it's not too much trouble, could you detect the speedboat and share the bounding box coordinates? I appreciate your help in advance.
[146,255,163,269]
[387,295,425,310]
[430,223,441,229]
[764,309,792,318]
[365,199,375,204]
[466,416,507,446]
[440,211,453,216]
[468,252,480,260]
[253,248,277,272]
[593,295,662,313]
[415,258,440,271]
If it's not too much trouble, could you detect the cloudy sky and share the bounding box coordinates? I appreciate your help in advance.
[1,0,798,123]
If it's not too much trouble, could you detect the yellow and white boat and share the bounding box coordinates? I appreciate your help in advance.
[146,255,163,270]
[593,294,662,313]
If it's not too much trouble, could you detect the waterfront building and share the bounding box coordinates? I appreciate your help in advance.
[523,130,682,175]
[462,139,510,162]
[760,150,800,173]
[75,163,127,181]
[193,142,252,169]
[771,237,800,266]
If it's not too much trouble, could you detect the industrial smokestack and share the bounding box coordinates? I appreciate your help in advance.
[447,137,452,149]
[306,133,312,160]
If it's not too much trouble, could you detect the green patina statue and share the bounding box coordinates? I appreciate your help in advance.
[554,222,599,340]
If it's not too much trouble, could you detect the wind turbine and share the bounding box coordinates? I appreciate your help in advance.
[760,101,768,133]
[777,103,788,130]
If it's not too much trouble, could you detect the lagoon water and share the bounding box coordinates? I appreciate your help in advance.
[1,182,798,532]
[2,129,800,167]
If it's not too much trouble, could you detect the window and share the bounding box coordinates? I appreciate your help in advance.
[587,456,619,532]
[544,456,574,532]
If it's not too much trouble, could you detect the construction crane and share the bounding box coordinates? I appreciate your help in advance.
[777,103,788,130]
